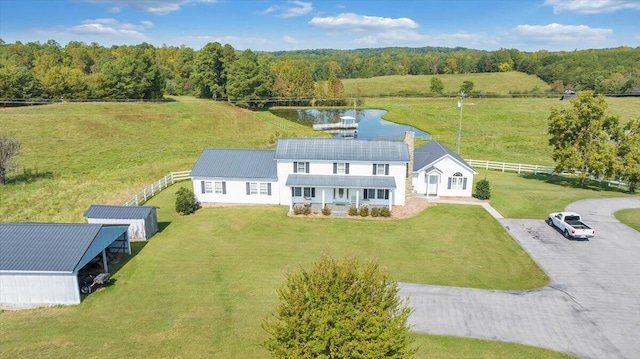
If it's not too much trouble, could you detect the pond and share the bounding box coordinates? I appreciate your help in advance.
[269,108,430,140]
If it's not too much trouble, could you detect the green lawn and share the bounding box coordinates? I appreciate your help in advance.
[0,185,573,359]
[477,169,639,218]
[614,208,640,232]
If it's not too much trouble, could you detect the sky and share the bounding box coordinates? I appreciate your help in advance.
[1,0,639,52]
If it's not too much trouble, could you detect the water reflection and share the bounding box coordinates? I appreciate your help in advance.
[270,108,430,140]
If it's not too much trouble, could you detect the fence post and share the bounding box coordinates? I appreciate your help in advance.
[143,188,147,202]
[502,162,505,172]
[534,165,538,175]
[518,164,521,174]
[171,172,175,184]
[485,160,489,170]
[135,194,139,206]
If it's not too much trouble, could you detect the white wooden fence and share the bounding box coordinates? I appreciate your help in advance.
[466,159,629,188]
[124,170,191,206]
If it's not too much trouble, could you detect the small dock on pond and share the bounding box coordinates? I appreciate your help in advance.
[313,116,358,131]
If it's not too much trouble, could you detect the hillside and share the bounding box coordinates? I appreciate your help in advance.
[342,72,551,97]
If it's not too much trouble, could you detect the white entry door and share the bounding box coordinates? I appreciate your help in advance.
[427,175,439,197]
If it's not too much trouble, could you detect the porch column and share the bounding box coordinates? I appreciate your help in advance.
[101,249,109,273]
[125,233,131,255]
[389,190,393,211]
[356,189,359,208]
[322,189,326,208]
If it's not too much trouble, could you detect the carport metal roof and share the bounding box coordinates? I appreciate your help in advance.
[0,223,128,273]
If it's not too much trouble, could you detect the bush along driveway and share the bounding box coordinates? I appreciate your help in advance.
[400,197,640,359]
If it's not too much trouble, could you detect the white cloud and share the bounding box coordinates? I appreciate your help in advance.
[33,18,155,40]
[310,13,418,31]
[257,0,313,18]
[282,35,300,44]
[82,0,216,15]
[514,23,612,42]
[544,0,640,14]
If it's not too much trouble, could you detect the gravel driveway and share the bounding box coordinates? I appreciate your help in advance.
[400,197,640,359]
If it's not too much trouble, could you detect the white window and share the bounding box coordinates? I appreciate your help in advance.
[296,162,307,173]
[250,182,258,195]
[373,163,389,175]
[337,163,346,174]
[449,172,465,190]
[204,181,213,193]
[214,181,223,194]
[293,187,302,197]
[260,183,268,195]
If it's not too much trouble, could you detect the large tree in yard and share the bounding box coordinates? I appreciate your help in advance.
[548,91,620,185]
[262,254,416,359]
[617,119,640,192]
[0,134,22,185]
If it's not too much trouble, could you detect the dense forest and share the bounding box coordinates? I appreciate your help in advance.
[0,39,638,107]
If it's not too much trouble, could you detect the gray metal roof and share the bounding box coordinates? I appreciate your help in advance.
[286,174,397,189]
[84,205,154,219]
[413,140,476,173]
[0,223,126,272]
[190,149,277,179]
[275,138,410,162]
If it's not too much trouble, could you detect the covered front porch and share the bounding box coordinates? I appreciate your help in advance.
[286,174,397,211]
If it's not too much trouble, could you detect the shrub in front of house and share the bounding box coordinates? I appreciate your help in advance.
[322,206,332,216]
[474,179,491,200]
[359,206,369,217]
[293,205,311,215]
[175,187,200,215]
[380,207,391,217]
[370,207,380,217]
[348,206,358,216]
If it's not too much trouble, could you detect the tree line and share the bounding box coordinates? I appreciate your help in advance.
[1,39,639,107]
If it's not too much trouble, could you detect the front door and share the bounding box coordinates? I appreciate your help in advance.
[427,175,439,197]
[335,188,348,203]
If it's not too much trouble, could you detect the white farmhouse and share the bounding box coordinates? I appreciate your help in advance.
[190,132,476,209]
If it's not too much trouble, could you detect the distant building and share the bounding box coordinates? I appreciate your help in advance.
[560,89,576,100]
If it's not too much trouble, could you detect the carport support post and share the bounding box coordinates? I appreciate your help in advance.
[322,189,325,208]
[101,250,108,273]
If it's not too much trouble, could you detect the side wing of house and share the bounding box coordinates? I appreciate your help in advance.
[190,149,279,205]
[413,140,477,198]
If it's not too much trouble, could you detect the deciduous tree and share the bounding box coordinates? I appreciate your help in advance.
[430,77,444,94]
[263,254,416,359]
[0,134,22,185]
[616,119,640,192]
[548,91,620,185]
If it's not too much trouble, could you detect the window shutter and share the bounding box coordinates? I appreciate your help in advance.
[311,188,316,197]
[293,162,298,173]
[363,189,368,198]
[447,178,452,190]
[306,162,310,173]
[267,183,272,196]
[201,181,205,194]
[333,163,337,174]
[345,163,350,174]
[385,190,389,200]
[222,181,226,194]
[372,164,377,175]
[292,187,294,196]
[246,182,250,195]
[463,178,468,190]
[385,164,389,175]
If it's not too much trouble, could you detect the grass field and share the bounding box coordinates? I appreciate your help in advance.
[1,84,637,358]
[0,186,575,359]
[614,208,640,232]
[342,72,552,97]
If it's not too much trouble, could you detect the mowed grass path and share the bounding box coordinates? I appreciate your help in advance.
[0,185,573,359]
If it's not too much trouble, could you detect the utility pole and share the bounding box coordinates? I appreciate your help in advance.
[456,91,465,154]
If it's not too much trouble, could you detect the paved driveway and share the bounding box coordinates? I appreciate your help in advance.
[400,197,640,359]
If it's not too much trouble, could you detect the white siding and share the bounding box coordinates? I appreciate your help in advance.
[277,160,407,206]
[414,156,475,197]
[0,272,80,306]
[87,218,149,241]
[192,178,280,205]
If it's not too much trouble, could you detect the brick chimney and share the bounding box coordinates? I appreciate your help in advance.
[404,131,415,198]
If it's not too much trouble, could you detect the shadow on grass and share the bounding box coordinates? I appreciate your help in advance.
[6,168,54,185]
[157,221,171,233]
[520,173,631,194]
